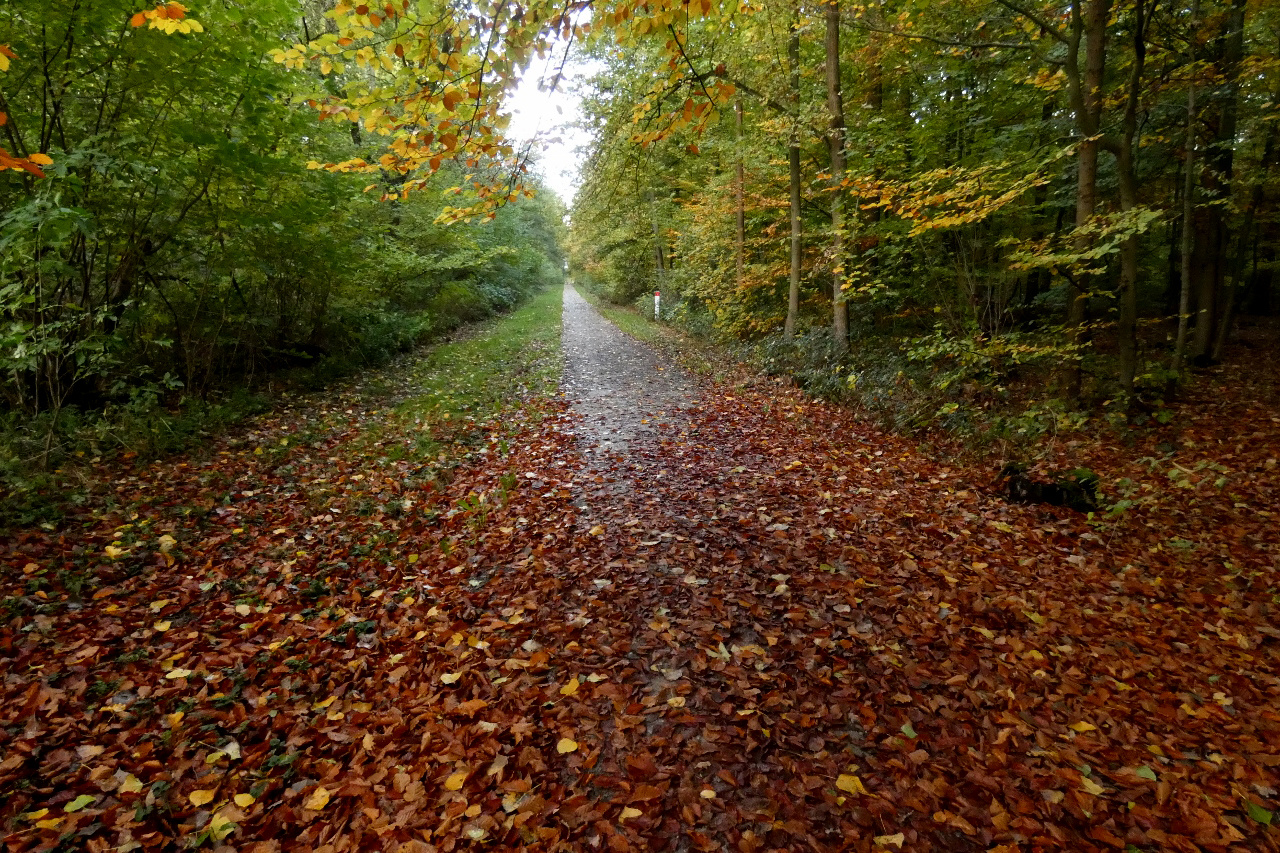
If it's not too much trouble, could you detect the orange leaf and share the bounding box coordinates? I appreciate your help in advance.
[129,11,147,26]
[165,2,186,19]
[189,789,216,806]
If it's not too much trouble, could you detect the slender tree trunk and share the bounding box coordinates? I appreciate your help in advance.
[1191,0,1246,361]
[1063,0,1108,399]
[1114,0,1146,394]
[1173,3,1198,371]
[826,0,849,352]
[646,188,667,291]
[784,14,801,337]
[735,100,745,292]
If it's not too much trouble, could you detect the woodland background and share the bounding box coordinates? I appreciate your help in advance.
[570,0,1280,445]
[0,0,565,497]
[3,0,1279,490]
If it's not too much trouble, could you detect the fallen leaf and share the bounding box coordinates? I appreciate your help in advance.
[556,737,578,754]
[874,833,906,849]
[234,793,256,808]
[63,795,94,813]
[440,672,462,684]
[444,771,468,790]
[303,786,330,810]
[620,806,643,819]
[208,811,236,841]
[189,789,216,806]
[836,774,868,796]
[1069,721,1097,733]
[1079,776,1106,796]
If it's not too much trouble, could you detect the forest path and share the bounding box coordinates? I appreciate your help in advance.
[1,288,1277,851]
[560,282,699,456]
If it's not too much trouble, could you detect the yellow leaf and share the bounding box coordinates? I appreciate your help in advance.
[104,545,126,559]
[22,808,49,820]
[165,668,192,679]
[154,620,171,632]
[556,737,578,754]
[27,152,52,166]
[1079,776,1106,796]
[1069,721,1097,733]
[589,525,604,536]
[444,771,467,791]
[620,806,642,819]
[303,786,330,810]
[874,833,906,848]
[836,774,869,796]
[208,811,235,841]
[120,774,143,794]
[440,672,462,685]
[235,604,251,616]
[560,677,580,696]
[188,789,216,806]
[165,711,184,728]
[233,793,255,808]
[35,818,62,830]
[699,788,716,799]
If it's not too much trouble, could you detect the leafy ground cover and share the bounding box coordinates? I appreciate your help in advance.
[2,289,1279,852]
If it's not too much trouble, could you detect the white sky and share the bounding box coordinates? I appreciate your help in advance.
[506,51,593,206]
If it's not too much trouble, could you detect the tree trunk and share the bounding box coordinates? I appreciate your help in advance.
[826,0,849,352]
[646,188,667,291]
[1173,8,1198,371]
[1114,0,1146,394]
[735,99,746,292]
[784,14,801,337]
[1190,0,1247,361]
[1063,0,1108,399]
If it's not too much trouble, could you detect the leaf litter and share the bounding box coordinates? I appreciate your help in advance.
[1,307,1279,851]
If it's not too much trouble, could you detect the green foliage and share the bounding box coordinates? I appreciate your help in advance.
[0,0,567,490]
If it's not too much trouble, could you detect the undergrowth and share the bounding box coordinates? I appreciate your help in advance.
[0,286,564,529]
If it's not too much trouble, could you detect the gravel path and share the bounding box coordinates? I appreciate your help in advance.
[560,283,700,454]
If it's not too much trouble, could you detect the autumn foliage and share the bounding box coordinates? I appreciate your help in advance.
[3,318,1280,849]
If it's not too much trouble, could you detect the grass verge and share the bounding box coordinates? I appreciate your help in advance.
[397,285,562,423]
[0,286,564,530]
